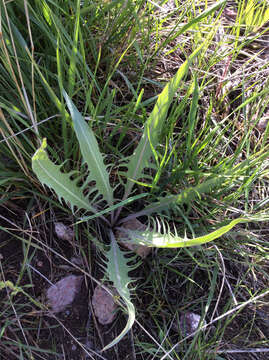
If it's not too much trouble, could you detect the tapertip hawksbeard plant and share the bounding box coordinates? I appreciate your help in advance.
[32,45,258,350]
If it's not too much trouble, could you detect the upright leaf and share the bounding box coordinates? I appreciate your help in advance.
[68,0,80,95]
[32,138,96,213]
[63,91,113,205]
[102,231,136,351]
[123,43,204,200]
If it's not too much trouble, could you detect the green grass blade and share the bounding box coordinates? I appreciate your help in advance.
[63,91,113,205]
[121,175,227,222]
[186,76,199,161]
[68,0,80,95]
[102,230,135,351]
[77,193,147,224]
[123,43,205,200]
[159,0,227,56]
[178,0,227,33]
[32,138,96,213]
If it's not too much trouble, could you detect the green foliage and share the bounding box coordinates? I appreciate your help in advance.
[2,0,268,356]
[240,0,269,32]
[31,44,267,348]
[122,43,204,200]
[33,53,207,348]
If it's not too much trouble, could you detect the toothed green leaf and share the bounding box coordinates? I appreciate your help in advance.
[123,217,257,248]
[63,91,113,205]
[32,138,96,213]
[102,231,135,351]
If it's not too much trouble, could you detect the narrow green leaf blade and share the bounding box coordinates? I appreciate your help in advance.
[102,231,135,351]
[32,138,95,213]
[68,0,80,95]
[63,91,113,205]
[186,76,199,158]
[147,175,226,214]
[124,43,204,199]
[77,193,147,224]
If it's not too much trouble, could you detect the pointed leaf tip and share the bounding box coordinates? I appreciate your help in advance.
[41,137,47,149]
[32,138,47,161]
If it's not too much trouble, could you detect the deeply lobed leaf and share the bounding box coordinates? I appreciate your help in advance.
[122,217,257,248]
[120,175,227,222]
[102,230,136,351]
[63,91,113,205]
[32,138,96,213]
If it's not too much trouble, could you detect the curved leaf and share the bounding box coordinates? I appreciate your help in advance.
[32,138,96,213]
[122,218,252,248]
[102,230,135,351]
[63,91,113,205]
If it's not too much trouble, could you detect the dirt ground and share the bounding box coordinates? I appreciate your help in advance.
[0,203,137,360]
[1,201,269,360]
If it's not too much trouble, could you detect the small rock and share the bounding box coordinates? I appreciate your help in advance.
[116,218,151,258]
[92,285,117,325]
[174,312,207,337]
[257,117,269,131]
[70,256,83,266]
[46,275,83,313]
[55,222,74,241]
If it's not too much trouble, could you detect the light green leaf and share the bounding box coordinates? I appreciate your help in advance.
[123,218,252,248]
[63,91,113,205]
[32,138,96,213]
[102,231,135,351]
[123,43,204,200]
[77,192,147,224]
